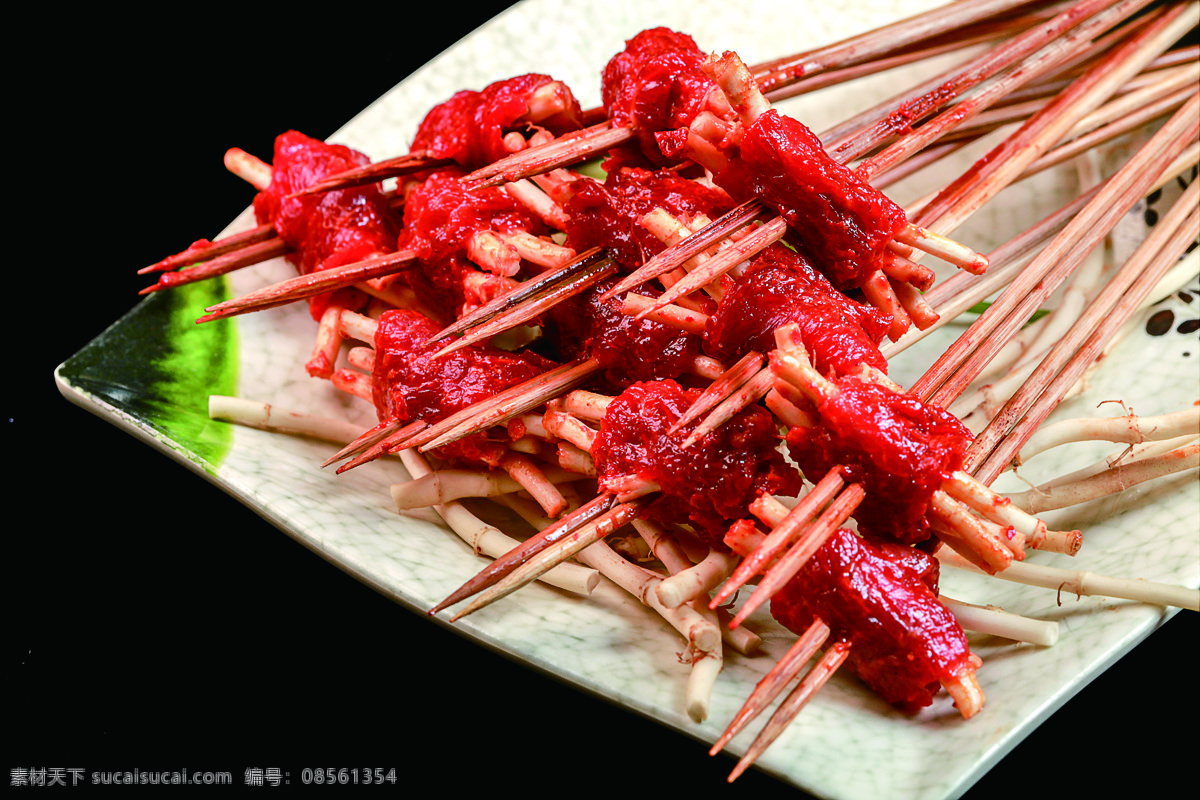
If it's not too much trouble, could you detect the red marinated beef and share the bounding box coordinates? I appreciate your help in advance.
[601,28,717,167]
[563,166,734,269]
[396,170,547,318]
[372,309,556,466]
[716,110,909,291]
[704,243,890,374]
[771,528,975,713]
[786,377,971,544]
[545,276,702,390]
[252,130,398,320]
[592,380,802,543]
[411,74,583,168]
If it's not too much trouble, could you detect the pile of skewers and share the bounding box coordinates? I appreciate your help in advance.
[115,0,1198,791]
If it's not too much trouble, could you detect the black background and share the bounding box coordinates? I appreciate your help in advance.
[15,3,1197,795]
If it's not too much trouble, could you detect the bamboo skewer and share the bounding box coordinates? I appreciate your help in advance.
[146,0,1163,343]
[760,2,1080,105]
[910,2,1198,236]
[724,642,852,783]
[976,319,1200,487]
[429,255,617,358]
[446,498,649,621]
[859,7,1185,183]
[891,144,1200,358]
[752,0,1044,92]
[141,238,293,293]
[422,247,609,344]
[913,92,1200,408]
[967,182,1200,478]
[197,249,420,322]
[842,0,1151,173]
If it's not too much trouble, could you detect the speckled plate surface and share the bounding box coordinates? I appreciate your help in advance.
[54,2,1199,797]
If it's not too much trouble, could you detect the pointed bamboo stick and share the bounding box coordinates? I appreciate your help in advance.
[967,183,1200,478]
[288,151,452,197]
[423,247,609,345]
[725,642,852,783]
[668,351,764,435]
[913,92,1199,408]
[709,619,831,756]
[446,498,649,621]
[140,223,277,275]
[429,491,618,615]
[196,249,419,322]
[728,485,868,630]
[851,0,1152,177]
[431,255,617,358]
[141,238,291,294]
[711,470,847,609]
[384,357,601,455]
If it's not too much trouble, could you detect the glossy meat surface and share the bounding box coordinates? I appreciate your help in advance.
[771,528,974,713]
[592,380,802,542]
[786,377,971,544]
[717,111,908,290]
[704,243,890,374]
[563,166,733,269]
[545,276,702,390]
[253,130,398,319]
[601,28,717,166]
[372,309,555,466]
[411,74,583,168]
[397,170,546,318]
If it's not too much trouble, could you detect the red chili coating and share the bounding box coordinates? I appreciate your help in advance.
[253,130,398,320]
[785,377,971,544]
[717,110,909,291]
[592,380,802,543]
[545,276,702,390]
[562,166,734,268]
[411,74,583,168]
[396,170,547,318]
[704,243,890,374]
[372,309,556,466]
[601,28,717,166]
[770,528,975,713]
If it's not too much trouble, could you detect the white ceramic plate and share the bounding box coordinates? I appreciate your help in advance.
[54,1,1199,796]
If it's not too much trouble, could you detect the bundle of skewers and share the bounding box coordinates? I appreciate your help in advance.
[125,0,1198,790]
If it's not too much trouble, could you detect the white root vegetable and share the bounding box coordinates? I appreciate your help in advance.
[939,596,1060,646]
[389,464,587,510]
[938,547,1200,611]
[1005,439,1200,514]
[655,548,742,610]
[505,498,727,722]
[207,394,599,597]
[1016,407,1200,464]
[209,395,367,443]
[397,449,598,597]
